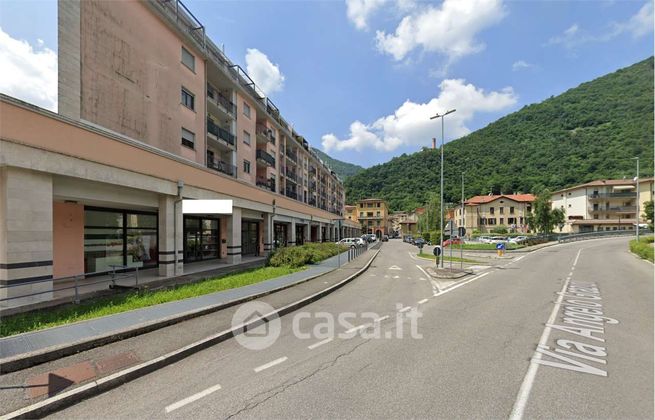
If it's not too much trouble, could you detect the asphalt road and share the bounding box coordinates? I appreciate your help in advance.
[49,237,653,419]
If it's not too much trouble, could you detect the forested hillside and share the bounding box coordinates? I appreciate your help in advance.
[313,149,364,180]
[345,57,654,211]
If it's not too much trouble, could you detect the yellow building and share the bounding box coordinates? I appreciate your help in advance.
[356,199,390,237]
[459,194,536,234]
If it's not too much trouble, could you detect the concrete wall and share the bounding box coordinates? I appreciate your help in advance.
[78,0,206,163]
[52,201,84,277]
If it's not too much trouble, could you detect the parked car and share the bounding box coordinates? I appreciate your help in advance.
[443,237,464,247]
[403,235,414,243]
[338,238,366,248]
[489,236,508,243]
[382,235,389,242]
[509,236,528,243]
[414,238,426,247]
[478,236,492,243]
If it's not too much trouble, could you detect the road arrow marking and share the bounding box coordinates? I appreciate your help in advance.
[389,265,402,270]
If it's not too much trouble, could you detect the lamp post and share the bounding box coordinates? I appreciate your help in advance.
[633,157,640,241]
[430,109,456,268]
[461,172,464,270]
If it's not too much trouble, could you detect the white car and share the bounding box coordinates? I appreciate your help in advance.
[509,236,528,243]
[337,238,365,248]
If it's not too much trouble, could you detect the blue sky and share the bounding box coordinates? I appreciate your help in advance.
[0,0,652,167]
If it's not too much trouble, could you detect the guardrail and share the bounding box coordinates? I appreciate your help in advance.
[557,229,652,243]
[0,266,140,306]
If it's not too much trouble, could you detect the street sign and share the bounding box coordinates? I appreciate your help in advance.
[433,246,442,256]
[458,227,466,237]
[444,221,453,235]
[496,243,506,250]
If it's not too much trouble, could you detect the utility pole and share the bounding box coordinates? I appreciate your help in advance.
[634,156,640,241]
[430,109,456,268]
[461,172,464,270]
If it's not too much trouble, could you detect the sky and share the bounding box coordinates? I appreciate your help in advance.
[0,0,653,168]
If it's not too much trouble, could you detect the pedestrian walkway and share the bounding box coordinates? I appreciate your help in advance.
[0,248,366,360]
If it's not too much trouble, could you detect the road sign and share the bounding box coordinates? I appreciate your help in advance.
[433,246,442,256]
[458,227,466,237]
[444,221,454,235]
[496,242,506,250]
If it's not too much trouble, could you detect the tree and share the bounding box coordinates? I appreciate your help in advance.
[552,208,566,232]
[531,190,563,234]
[643,200,654,230]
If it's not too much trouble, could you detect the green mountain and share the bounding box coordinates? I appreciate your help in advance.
[346,57,654,211]
[313,149,365,180]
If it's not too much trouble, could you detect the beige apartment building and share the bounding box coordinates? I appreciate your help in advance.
[0,0,359,307]
[551,178,654,233]
[459,194,536,234]
[355,199,390,237]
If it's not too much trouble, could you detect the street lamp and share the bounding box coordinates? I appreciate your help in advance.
[633,156,640,241]
[430,109,456,268]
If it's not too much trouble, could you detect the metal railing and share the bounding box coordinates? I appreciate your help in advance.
[256,149,276,167]
[285,189,298,200]
[557,229,652,243]
[207,119,235,146]
[588,205,637,213]
[0,266,140,305]
[207,158,236,177]
[207,88,236,116]
[256,177,275,192]
[588,192,637,199]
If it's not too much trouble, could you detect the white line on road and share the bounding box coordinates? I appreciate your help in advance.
[165,384,222,413]
[432,271,490,298]
[308,338,333,350]
[254,356,288,373]
[375,315,390,323]
[509,248,583,420]
[345,324,368,334]
[514,255,526,263]
[408,252,418,260]
[418,298,428,304]
[398,306,412,313]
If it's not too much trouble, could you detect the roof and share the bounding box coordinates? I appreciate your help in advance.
[464,194,536,205]
[553,177,654,194]
[345,205,356,210]
[358,198,385,202]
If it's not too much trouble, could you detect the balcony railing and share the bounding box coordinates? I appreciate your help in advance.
[207,158,236,177]
[286,149,298,163]
[207,119,235,146]
[589,192,637,199]
[207,88,236,116]
[285,169,297,183]
[285,189,298,200]
[256,177,276,192]
[308,198,317,206]
[256,124,276,144]
[589,205,638,213]
[256,149,276,168]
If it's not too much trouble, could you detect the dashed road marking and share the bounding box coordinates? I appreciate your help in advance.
[389,265,402,270]
[308,338,333,350]
[375,315,390,323]
[345,324,368,334]
[418,298,428,304]
[398,306,412,313]
[254,357,288,373]
[165,384,222,413]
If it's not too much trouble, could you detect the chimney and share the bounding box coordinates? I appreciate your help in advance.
[432,138,436,149]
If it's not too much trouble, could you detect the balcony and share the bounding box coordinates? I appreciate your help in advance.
[256,177,276,192]
[256,149,275,168]
[589,192,636,199]
[285,149,298,164]
[589,205,638,214]
[207,119,235,147]
[207,88,236,117]
[285,169,297,183]
[207,158,236,177]
[256,124,276,144]
[308,197,317,206]
[285,189,298,200]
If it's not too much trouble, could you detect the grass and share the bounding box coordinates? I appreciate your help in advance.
[417,253,480,263]
[629,236,654,263]
[457,243,524,250]
[0,265,304,337]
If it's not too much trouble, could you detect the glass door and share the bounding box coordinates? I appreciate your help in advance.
[242,221,259,256]
[201,219,219,259]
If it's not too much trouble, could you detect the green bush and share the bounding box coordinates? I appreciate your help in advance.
[422,232,430,242]
[630,236,654,262]
[268,243,348,268]
[491,225,508,234]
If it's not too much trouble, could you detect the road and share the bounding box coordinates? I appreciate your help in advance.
[50,237,653,419]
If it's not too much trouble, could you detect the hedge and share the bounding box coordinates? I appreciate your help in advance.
[268,243,349,268]
[629,236,654,263]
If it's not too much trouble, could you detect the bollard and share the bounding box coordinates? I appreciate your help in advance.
[73,275,80,304]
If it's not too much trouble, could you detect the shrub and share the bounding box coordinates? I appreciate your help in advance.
[268,242,348,268]
[491,225,508,234]
[422,232,431,242]
[629,236,654,263]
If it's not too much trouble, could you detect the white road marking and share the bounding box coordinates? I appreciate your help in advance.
[374,315,390,323]
[165,384,222,413]
[308,338,333,350]
[398,306,412,313]
[419,277,427,281]
[392,275,400,279]
[254,356,288,373]
[345,324,368,334]
[418,298,428,304]
[408,252,418,260]
[389,265,402,270]
[369,274,377,277]
[432,271,490,297]
[514,255,526,263]
[509,248,583,420]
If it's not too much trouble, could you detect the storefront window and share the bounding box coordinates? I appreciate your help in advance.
[184,216,219,262]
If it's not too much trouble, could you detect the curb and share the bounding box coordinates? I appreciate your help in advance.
[0,251,351,374]
[1,248,381,419]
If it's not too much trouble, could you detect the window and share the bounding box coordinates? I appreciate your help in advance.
[500,207,504,214]
[181,88,195,110]
[181,128,195,149]
[377,203,380,207]
[243,102,251,118]
[359,212,364,217]
[243,159,251,174]
[181,46,195,72]
[243,130,251,146]
[510,207,515,214]
[376,211,380,217]
[500,218,504,224]
[527,205,532,212]
[489,207,495,214]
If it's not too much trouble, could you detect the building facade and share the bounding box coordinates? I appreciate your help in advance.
[0,0,358,307]
[551,178,654,233]
[355,199,390,237]
[459,194,536,234]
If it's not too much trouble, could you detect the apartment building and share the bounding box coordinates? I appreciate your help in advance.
[459,194,536,234]
[551,178,654,233]
[356,199,390,237]
[0,0,358,307]
[390,211,419,236]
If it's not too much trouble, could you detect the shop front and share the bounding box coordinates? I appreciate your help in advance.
[241,220,259,256]
[183,216,220,263]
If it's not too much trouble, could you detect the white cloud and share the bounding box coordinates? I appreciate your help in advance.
[512,60,533,71]
[0,27,57,111]
[245,48,285,95]
[346,0,387,30]
[375,0,506,62]
[322,79,517,153]
[546,3,653,49]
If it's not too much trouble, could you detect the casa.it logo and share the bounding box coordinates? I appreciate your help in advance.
[231,301,281,350]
